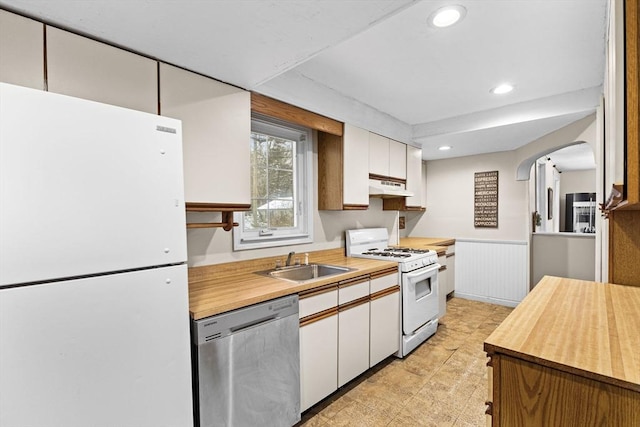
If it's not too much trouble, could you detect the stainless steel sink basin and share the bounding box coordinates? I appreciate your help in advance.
[255,263,355,283]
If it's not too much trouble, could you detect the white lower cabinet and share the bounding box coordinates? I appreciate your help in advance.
[446,247,456,295]
[369,270,400,367]
[370,290,400,367]
[338,300,370,387]
[299,286,338,411]
[300,313,338,412]
[438,266,448,319]
[437,252,448,318]
[299,270,400,411]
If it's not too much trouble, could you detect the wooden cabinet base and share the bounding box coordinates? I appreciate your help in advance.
[488,354,640,426]
[609,209,640,286]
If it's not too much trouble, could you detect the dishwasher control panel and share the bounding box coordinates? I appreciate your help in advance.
[192,294,299,345]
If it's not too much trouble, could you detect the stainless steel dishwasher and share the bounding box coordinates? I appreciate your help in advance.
[192,294,300,427]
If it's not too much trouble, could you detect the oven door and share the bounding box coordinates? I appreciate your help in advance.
[402,263,440,335]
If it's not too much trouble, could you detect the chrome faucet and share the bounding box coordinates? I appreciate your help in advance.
[286,251,295,266]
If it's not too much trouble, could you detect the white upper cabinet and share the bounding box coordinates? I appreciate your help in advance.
[405,145,423,208]
[389,139,407,180]
[368,133,406,180]
[46,27,157,114]
[0,10,44,90]
[159,63,250,206]
[343,123,370,207]
[368,132,389,177]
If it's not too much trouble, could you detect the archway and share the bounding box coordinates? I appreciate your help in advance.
[522,141,598,287]
[515,140,589,181]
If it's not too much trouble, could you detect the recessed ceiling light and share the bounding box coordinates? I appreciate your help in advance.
[438,145,451,151]
[429,5,467,28]
[491,83,514,94]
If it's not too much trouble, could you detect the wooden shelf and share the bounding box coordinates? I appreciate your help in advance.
[382,197,426,212]
[185,203,250,231]
[185,202,250,212]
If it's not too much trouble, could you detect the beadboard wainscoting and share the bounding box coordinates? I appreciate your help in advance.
[454,239,529,307]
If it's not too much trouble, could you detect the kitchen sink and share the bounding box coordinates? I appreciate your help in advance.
[256,263,355,283]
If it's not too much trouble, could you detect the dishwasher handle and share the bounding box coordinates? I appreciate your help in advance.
[230,314,278,334]
[193,294,299,346]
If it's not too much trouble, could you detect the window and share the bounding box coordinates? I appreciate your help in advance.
[233,114,313,250]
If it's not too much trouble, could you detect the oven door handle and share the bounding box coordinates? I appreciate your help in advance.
[405,263,440,281]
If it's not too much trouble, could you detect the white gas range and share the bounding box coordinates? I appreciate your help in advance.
[346,228,440,357]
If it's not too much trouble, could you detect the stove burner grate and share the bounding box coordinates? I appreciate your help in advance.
[362,251,411,258]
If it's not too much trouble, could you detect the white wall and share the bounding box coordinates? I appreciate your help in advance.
[407,116,601,295]
[186,141,399,266]
[531,233,596,285]
[560,169,596,195]
[406,150,529,241]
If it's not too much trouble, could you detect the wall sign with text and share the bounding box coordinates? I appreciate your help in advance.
[474,171,498,228]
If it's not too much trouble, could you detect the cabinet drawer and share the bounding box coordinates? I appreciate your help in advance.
[438,254,446,267]
[338,277,369,305]
[370,271,398,293]
[299,286,338,319]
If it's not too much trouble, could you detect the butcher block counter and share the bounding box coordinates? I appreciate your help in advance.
[188,248,397,320]
[484,275,640,426]
[399,237,455,248]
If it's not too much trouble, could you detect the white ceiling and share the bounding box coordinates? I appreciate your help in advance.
[547,142,596,172]
[0,0,608,163]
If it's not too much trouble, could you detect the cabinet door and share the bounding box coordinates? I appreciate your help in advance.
[299,314,338,411]
[370,290,400,367]
[446,252,455,295]
[389,139,407,180]
[338,301,370,387]
[0,10,44,90]
[343,123,370,206]
[159,63,250,206]
[46,27,157,113]
[487,359,494,427]
[438,267,448,319]
[405,145,423,207]
[369,132,389,176]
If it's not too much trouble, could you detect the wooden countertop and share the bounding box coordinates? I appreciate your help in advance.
[485,276,640,392]
[399,237,456,247]
[398,237,455,256]
[188,248,397,320]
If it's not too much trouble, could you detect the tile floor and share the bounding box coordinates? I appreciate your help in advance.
[296,297,514,427]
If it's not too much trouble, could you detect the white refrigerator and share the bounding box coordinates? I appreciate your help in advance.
[0,83,194,426]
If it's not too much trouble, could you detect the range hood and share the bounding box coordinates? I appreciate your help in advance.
[368,179,414,198]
